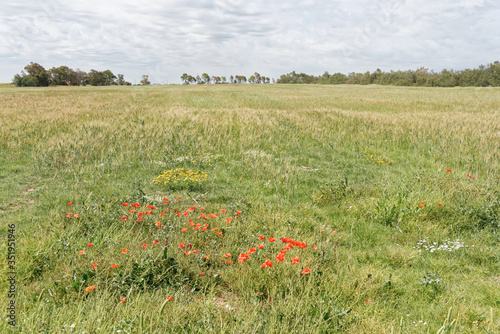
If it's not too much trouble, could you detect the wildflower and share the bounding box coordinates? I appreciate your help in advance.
[301,268,311,275]
[167,296,174,300]
[292,256,299,265]
[321,230,325,233]
[87,243,93,247]
[181,228,187,232]
[261,259,273,268]
[268,237,276,242]
[446,169,451,173]
[111,264,119,269]
[91,263,98,270]
[193,249,198,254]
[235,211,242,215]
[122,249,129,254]
[142,243,149,249]
[66,213,73,218]
[312,245,318,250]
[364,299,372,303]
[153,240,159,245]
[217,231,223,235]
[79,250,85,255]
[120,297,126,303]
[85,286,96,292]
[122,216,127,221]
[183,212,189,216]
[259,235,265,240]
[420,201,425,204]
[178,243,185,249]
[225,260,232,264]
[221,209,227,214]
[224,253,231,258]
[68,202,73,206]
[184,251,191,255]
[123,203,128,206]
[199,272,203,276]
[159,212,166,216]
[226,217,232,223]
[438,203,443,206]
[201,227,207,232]
[203,255,210,259]
[248,247,256,254]
[212,228,218,231]
[332,231,337,234]
[276,253,285,262]
[418,205,423,208]
[258,244,264,249]
[74,214,79,219]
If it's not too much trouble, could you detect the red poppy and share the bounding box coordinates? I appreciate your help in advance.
[301,268,311,275]
[259,235,265,240]
[68,202,73,206]
[153,240,159,245]
[225,260,232,264]
[438,203,443,206]
[142,243,149,248]
[235,211,242,215]
[91,263,98,270]
[79,250,85,255]
[167,296,174,300]
[248,247,256,254]
[122,216,127,221]
[268,237,276,242]
[221,209,227,214]
[184,251,191,255]
[87,243,93,247]
[178,243,185,249]
[226,217,232,223]
[85,286,95,292]
[224,253,231,257]
[120,298,126,303]
[217,231,223,235]
[181,228,187,232]
[258,244,264,249]
[193,249,198,253]
[312,245,318,250]
[364,299,371,303]
[122,249,129,254]
[292,256,299,265]
[276,253,285,262]
[446,169,451,173]
[204,255,210,259]
[111,264,119,269]
[418,205,423,208]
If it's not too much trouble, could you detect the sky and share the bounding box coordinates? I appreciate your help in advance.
[1,0,499,84]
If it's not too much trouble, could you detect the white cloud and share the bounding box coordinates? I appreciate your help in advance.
[0,0,499,83]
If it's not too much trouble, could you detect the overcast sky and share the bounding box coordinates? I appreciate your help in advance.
[1,0,499,84]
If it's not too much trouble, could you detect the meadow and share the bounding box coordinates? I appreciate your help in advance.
[0,83,498,333]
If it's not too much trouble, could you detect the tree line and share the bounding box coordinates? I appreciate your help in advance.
[277,61,500,87]
[180,72,273,84]
[12,62,131,87]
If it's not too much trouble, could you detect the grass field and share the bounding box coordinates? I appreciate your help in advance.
[0,83,499,333]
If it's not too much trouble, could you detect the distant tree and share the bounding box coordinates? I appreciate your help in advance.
[140,75,151,85]
[221,76,226,83]
[75,69,88,86]
[12,73,35,87]
[23,62,50,86]
[87,70,106,86]
[196,75,202,84]
[238,75,247,83]
[265,77,270,84]
[188,75,196,84]
[254,72,261,84]
[248,75,255,83]
[117,74,125,85]
[202,73,210,84]
[229,75,234,84]
[49,66,77,86]
[181,73,190,84]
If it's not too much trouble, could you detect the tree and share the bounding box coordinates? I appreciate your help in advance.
[229,75,234,84]
[117,74,125,85]
[49,66,77,86]
[221,76,226,83]
[23,62,50,86]
[254,72,261,84]
[181,73,189,84]
[12,73,35,87]
[140,75,151,85]
[248,75,255,83]
[87,70,106,86]
[202,73,210,84]
[75,69,88,86]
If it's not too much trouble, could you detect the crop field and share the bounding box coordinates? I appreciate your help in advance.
[0,83,499,333]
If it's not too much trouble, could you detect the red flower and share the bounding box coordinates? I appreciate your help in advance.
[181,228,187,232]
[312,245,318,250]
[91,263,98,270]
[120,297,126,303]
[167,296,174,300]
[258,244,264,249]
[68,202,73,206]
[217,231,223,235]
[203,255,210,259]
[224,253,231,258]
[122,249,129,254]
[85,286,95,292]
[268,237,276,242]
[276,253,285,262]
[364,299,371,303]
[79,250,85,256]
[261,259,273,268]
[153,240,159,245]
[259,235,265,240]
[292,256,299,265]
[178,243,185,249]
[111,264,119,269]
[221,209,227,214]
[225,260,232,264]
[142,243,149,248]
[418,205,423,208]
[301,268,311,275]
[446,169,451,173]
[226,217,232,223]
[438,203,443,206]
[87,243,93,247]
[122,216,127,221]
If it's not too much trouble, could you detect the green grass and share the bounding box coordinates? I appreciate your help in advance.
[0,84,499,333]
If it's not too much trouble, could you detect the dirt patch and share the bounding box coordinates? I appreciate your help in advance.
[22,187,36,194]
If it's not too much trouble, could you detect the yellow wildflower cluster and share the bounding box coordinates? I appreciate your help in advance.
[361,148,396,165]
[153,168,209,188]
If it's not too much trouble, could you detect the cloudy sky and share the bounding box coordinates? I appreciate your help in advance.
[1,0,499,84]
